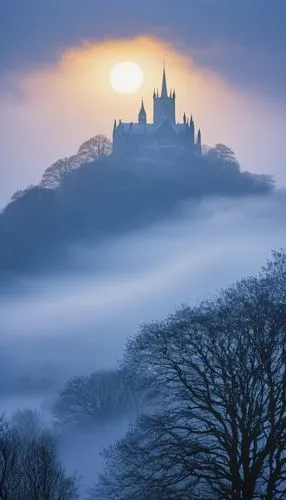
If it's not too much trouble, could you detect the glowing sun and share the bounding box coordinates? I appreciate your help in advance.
[109,61,144,94]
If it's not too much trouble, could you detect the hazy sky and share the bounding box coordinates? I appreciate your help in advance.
[1,1,286,204]
[1,5,286,492]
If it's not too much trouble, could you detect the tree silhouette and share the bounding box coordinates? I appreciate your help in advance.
[78,135,112,160]
[41,158,74,189]
[92,251,286,499]
[53,370,139,429]
[40,135,112,189]
[205,143,240,172]
[0,414,79,499]
[19,432,78,500]
[0,415,19,500]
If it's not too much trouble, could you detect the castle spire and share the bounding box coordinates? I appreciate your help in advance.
[197,128,202,155]
[138,98,147,124]
[161,65,168,98]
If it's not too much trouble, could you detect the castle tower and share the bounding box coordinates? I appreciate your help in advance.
[138,99,147,124]
[112,65,202,157]
[153,66,176,124]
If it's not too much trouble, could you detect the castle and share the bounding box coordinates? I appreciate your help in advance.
[112,67,202,157]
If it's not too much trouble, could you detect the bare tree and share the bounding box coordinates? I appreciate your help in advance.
[206,143,240,172]
[18,432,78,500]
[90,413,205,500]
[0,414,78,500]
[53,370,139,429]
[41,158,74,189]
[78,135,112,161]
[0,415,19,500]
[40,135,112,189]
[93,251,286,499]
[10,409,44,440]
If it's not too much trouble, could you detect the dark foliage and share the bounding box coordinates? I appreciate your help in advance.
[0,143,273,279]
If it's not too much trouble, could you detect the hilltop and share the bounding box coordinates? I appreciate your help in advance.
[0,136,274,280]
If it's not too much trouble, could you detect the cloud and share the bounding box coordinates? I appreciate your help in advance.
[1,0,285,98]
[1,35,286,206]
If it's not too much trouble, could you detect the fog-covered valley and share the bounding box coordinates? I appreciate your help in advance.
[1,193,286,495]
[2,195,286,389]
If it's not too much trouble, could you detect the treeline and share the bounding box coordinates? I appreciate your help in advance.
[0,138,273,279]
[1,250,285,499]
[0,370,140,500]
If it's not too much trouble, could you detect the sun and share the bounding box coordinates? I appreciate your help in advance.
[109,61,144,94]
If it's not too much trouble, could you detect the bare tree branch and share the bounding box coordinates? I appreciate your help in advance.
[92,251,286,499]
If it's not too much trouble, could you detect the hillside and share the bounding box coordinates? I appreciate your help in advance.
[0,138,274,280]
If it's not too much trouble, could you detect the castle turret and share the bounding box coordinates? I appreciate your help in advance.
[138,99,147,124]
[189,115,195,145]
[197,128,202,155]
